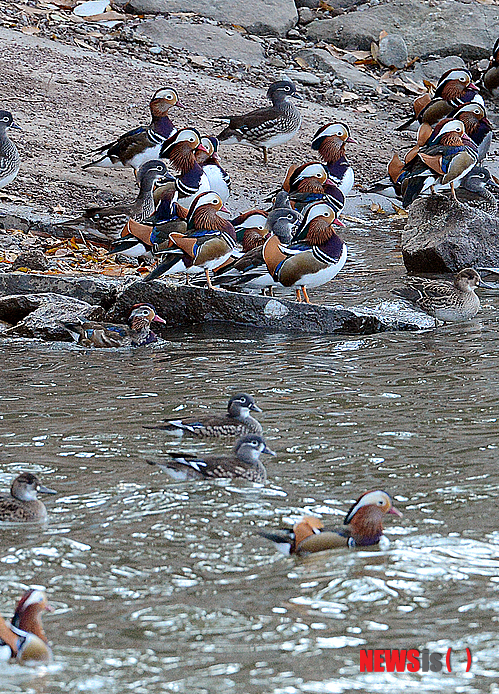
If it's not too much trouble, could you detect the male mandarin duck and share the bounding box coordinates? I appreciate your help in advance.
[159,128,211,208]
[83,87,182,170]
[217,80,302,164]
[0,589,53,664]
[147,434,275,483]
[109,177,187,258]
[262,201,347,303]
[0,110,21,191]
[311,122,355,196]
[195,136,231,203]
[0,473,56,523]
[143,191,237,287]
[284,162,345,214]
[397,68,479,131]
[211,207,301,293]
[144,393,263,438]
[231,210,269,251]
[398,120,477,207]
[259,490,402,555]
[393,268,486,324]
[63,303,166,348]
[483,38,499,98]
[57,160,170,244]
[449,100,493,163]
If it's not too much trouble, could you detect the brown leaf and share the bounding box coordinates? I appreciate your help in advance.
[21,26,41,34]
[370,202,385,214]
[294,56,310,69]
[379,30,388,40]
[371,41,379,60]
[391,203,408,217]
[83,11,127,22]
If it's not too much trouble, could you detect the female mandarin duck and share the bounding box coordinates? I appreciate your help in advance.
[144,191,237,287]
[147,434,275,483]
[83,87,182,171]
[398,120,477,207]
[282,162,345,214]
[195,136,231,203]
[144,393,263,438]
[0,473,56,523]
[262,201,347,303]
[63,303,166,348]
[393,268,485,324]
[159,128,211,208]
[259,490,402,555]
[0,589,53,663]
[397,68,479,131]
[311,122,355,196]
[483,38,499,98]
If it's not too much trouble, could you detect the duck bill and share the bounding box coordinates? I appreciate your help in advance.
[346,136,357,143]
[250,403,263,412]
[196,144,209,154]
[10,123,22,130]
[176,100,186,109]
[152,314,167,323]
[263,445,276,456]
[44,602,55,613]
[388,506,403,518]
[38,485,57,495]
[220,204,229,213]
[333,218,346,227]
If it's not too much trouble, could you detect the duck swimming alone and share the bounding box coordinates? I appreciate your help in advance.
[147,434,275,483]
[259,490,402,555]
[144,393,263,438]
[0,589,53,663]
[0,473,56,523]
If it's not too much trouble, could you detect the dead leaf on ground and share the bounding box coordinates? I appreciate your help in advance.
[340,91,360,102]
[370,202,385,214]
[370,42,379,60]
[294,56,310,69]
[84,11,127,22]
[391,203,408,217]
[379,29,388,40]
[21,26,41,34]
[73,37,98,50]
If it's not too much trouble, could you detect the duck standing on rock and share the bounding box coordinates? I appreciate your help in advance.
[147,434,275,483]
[143,191,236,288]
[160,128,211,208]
[393,268,485,324]
[144,393,263,438]
[63,303,166,348]
[259,490,402,555]
[0,110,20,190]
[83,87,182,171]
[217,80,302,164]
[0,589,53,664]
[262,201,347,303]
[0,472,56,523]
[311,122,355,196]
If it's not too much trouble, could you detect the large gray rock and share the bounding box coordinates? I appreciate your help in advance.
[0,293,104,341]
[107,281,434,333]
[295,48,379,90]
[305,0,499,60]
[0,273,120,308]
[135,18,264,64]
[401,195,499,272]
[411,55,466,83]
[126,0,297,37]
[377,33,408,69]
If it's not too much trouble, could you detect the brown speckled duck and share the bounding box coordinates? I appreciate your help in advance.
[259,490,403,555]
[0,473,56,523]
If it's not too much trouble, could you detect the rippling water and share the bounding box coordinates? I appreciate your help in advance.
[2,217,499,693]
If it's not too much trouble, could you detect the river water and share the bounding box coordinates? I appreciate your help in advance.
[1,215,499,693]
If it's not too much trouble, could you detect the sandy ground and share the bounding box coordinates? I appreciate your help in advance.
[0,24,426,221]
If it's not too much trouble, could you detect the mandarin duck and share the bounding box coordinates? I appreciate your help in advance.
[449,100,493,163]
[398,120,477,207]
[63,303,166,348]
[311,122,355,196]
[393,268,486,324]
[56,160,170,244]
[211,207,301,294]
[456,166,499,215]
[159,128,211,208]
[0,110,20,190]
[284,162,345,214]
[143,191,236,287]
[144,393,263,438]
[0,473,56,523]
[483,38,499,98]
[397,68,479,131]
[231,210,269,251]
[196,136,231,203]
[83,88,181,171]
[261,201,347,303]
[147,434,275,483]
[109,177,187,257]
[217,80,302,164]
[259,490,402,555]
[0,589,53,664]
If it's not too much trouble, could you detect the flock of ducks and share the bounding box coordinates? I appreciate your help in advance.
[0,391,403,663]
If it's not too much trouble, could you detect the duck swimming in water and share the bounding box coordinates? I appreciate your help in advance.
[0,473,56,523]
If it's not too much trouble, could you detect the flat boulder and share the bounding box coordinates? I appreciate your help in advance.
[305,0,499,60]
[135,18,264,65]
[127,0,297,37]
[295,48,379,91]
[0,273,119,309]
[0,293,104,341]
[401,195,499,272]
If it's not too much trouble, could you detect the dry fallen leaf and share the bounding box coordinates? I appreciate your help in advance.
[294,56,310,69]
[371,41,379,60]
[340,91,360,102]
[379,30,388,40]
[21,26,41,34]
[391,203,408,217]
[370,202,385,214]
